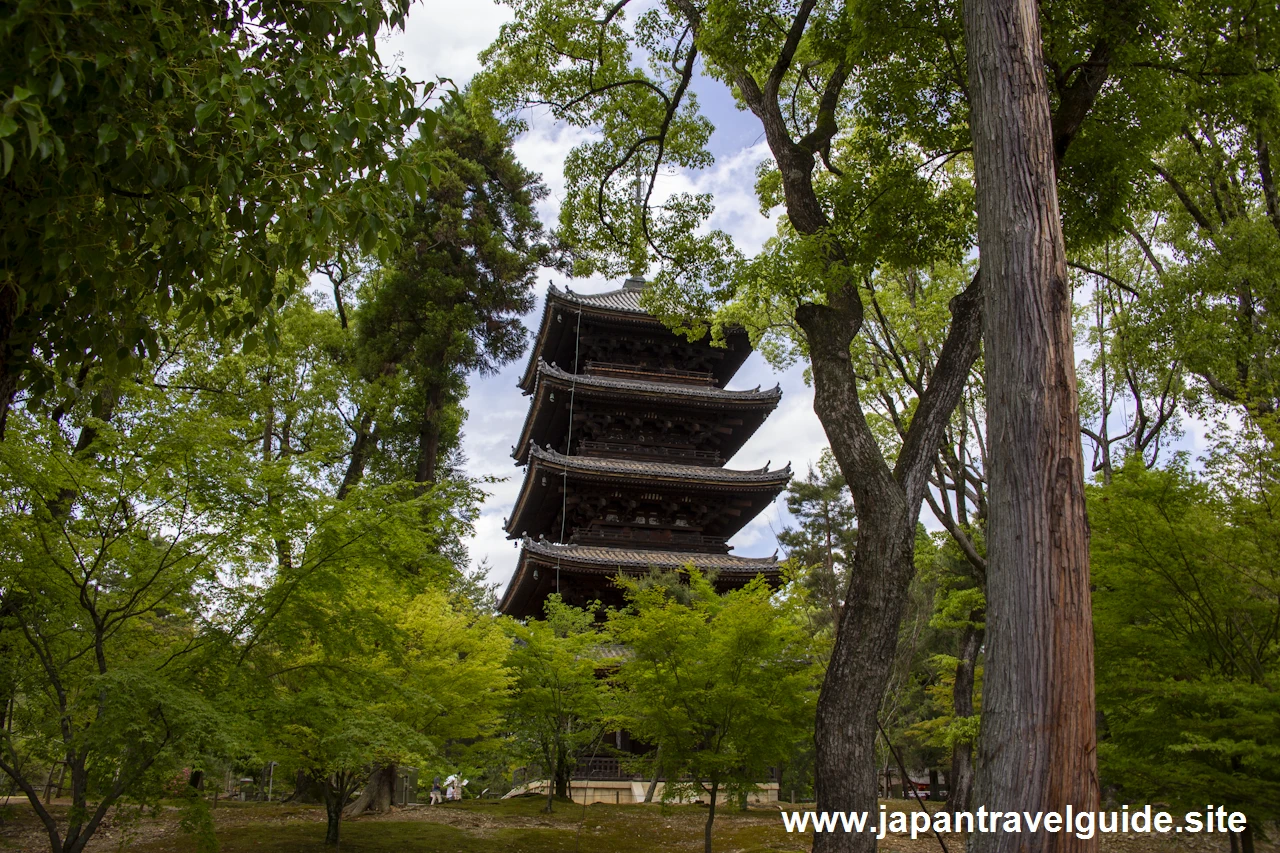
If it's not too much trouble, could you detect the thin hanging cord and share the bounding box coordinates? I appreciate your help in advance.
[877,719,950,853]
[555,307,583,594]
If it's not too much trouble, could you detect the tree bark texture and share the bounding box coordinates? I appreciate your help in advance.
[283,769,321,803]
[963,0,1099,851]
[344,764,395,817]
[320,772,356,847]
[414,382,447,487]
[324,799,342,846]
[338,409,375,499]
[553,755,570,800]
[946,623,983,814]
[800,276,984,853]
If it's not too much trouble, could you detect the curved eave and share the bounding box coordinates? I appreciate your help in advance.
[498,538,780,617]
[517,285,752,392]
[519,287,667,392]
[504,447,791,540]
[512,361,783,464]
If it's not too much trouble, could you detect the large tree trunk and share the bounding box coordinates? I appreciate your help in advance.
[337,409,375,499]
[801,276,984,853]
[553,758,570,800]
[963,0,1099,852]
[414,382,447,487]
[946,623,983,813]
[344,764,395,817]
[812,503,916,852]
[283,769,321,804]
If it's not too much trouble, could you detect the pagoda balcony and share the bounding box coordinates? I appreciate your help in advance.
[574,755,629,780]
[576,439,722,466]
[583,360,716,386]
[570,526,731,552]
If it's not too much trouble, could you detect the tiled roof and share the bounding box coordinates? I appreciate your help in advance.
[550,283,648,314]
[527,445,792,484]
[534,361,781,402]
[520,537,779,573]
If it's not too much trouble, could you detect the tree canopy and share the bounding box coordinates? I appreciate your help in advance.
[0,0,437,436]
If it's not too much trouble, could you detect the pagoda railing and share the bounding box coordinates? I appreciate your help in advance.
[571,527,730,551]
[573,756,629,780]
[577,440,721,465]
[583,361,716,386]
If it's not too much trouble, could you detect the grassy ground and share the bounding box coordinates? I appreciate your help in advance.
[0,796,1272,853]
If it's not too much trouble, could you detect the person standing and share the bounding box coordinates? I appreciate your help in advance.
[430,776,442,805]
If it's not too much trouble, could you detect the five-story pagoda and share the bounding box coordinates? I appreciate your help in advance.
[498,277,791,618]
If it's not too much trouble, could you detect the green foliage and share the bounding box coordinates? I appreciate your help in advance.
[903,653,982,750]
[475,0,1177,350]
[175,791,219,853]
[1092,457,1280,819]
[0,270,512,851]
[353,96,552,485]
[0,0,436,420]
[607,571,820,846]
[777,450,856,635]
[1117,0,1280,427]
[505,595,608,810]
[0,383,242,852]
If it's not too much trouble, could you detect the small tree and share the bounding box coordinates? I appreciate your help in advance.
[271,678,425,846]
[0,391,237,853]
[505,595,608,812]
[1092,457,1280,851]
[609,572,820,853]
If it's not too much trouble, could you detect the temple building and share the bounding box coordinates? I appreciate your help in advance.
[498,276,791,619]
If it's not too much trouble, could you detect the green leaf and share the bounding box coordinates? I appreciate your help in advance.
[1,140,13,176]
[0,115,16,138]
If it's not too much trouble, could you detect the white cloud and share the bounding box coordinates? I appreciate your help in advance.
[511,119,598,230]
[377,2,826,589]
[381,0,513,86]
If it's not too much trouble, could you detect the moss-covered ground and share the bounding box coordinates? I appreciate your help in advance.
[1,796,1272,853]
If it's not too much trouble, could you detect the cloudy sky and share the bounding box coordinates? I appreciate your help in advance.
[378,1,829,589]
[375,0,1213,591]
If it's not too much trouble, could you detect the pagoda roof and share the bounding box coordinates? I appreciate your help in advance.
[506,446,791,540]
[553,281,650,313]
[518,282,751,392]
[513,361,782,464]
[521,444,789,487]
[499,537,780,617]
[536,360,781,402]
[522,537,779,571]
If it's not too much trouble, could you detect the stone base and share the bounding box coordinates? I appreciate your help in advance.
[509,779,781,806]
